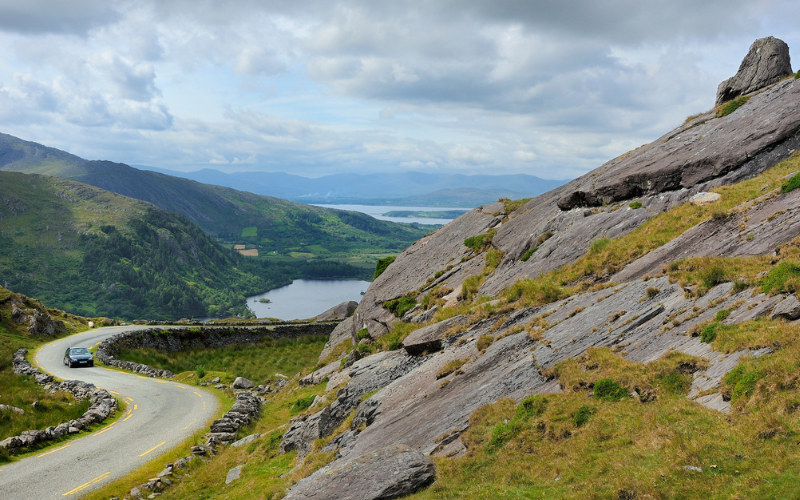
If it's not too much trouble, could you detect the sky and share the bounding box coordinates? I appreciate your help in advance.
[0,1,798,180]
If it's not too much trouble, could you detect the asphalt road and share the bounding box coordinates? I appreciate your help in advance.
[0,326,220,500]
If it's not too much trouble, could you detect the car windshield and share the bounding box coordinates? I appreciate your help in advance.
[71,348,90,355]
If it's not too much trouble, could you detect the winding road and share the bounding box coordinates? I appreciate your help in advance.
[0,326,220,500]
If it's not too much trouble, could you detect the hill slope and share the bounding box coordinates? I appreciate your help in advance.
[0,171,278,319]
[0,136,431,268]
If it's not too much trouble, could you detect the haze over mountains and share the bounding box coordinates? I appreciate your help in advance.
[140,166,566,207]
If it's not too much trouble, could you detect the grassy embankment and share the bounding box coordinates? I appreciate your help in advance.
[0,287,99,463]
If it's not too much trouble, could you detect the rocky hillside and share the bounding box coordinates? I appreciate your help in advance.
[268,37,800,498]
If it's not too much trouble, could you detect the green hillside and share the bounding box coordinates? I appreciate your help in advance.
[0,133,431,272]
[0,171,291,320]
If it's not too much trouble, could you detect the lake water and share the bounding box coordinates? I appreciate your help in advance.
[313,204,469,225]
[247,279,371,320]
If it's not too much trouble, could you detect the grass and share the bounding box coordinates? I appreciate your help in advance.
[373,255,396,279]
[716,96,751,118]
[115,335,329,385]
[383,296,417,318]
[781,172,800,193]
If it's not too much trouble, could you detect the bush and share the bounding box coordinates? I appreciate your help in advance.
[290,394,317,414]
[357,328,371,340]
[700,323,718,343]
[573,405,594,427]
[464,234,487,252]
[716,95,750,118]
[515,395,548,420]
[645,287,660,299]
[629,201,643,209]
[383,296,417,318]
[781,172,800,194]
[373,256,396,280]
[593,378,628,401]
[521,248,537,262]
[437,358,468,379]
[195,364,206,379]
[760,261,800,295]
[725,365,762,402]
[715,309,731,322]
[476,335,494,352]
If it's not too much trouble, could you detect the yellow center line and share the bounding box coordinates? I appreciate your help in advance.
[92,423,116,437]
[123,413,134,422]
[183,418,197,430]
[62,472,110,496]
[139,441,167,457]
[37,444,71,458]
[175,385,186,389]
[156,380,167,384]
[134,404,138,410]
[125,397,134,402]
[193,391,202,398]
[109,390,120,395]
[137,376,147,380]
[203,402,206,410]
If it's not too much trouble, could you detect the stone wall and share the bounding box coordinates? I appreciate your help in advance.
[96,322,339,377]
[1,349,118,455]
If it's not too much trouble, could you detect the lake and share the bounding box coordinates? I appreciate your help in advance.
[313,204,469,225]
[247,279,371,320]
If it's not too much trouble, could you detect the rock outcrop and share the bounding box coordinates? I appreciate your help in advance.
[315,300,358,321]
[284,444,435,500]
[716,36,793,105]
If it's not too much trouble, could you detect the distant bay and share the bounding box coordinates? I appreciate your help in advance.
[247,279,371,320]
[314,204,469,225]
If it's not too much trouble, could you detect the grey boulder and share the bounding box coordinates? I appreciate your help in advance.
[716,36,793,105]
[232,376,254,389]
[770,295,800,320]
[283,444,435,500]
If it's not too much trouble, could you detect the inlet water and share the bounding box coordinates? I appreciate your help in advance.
[247,279,371,320]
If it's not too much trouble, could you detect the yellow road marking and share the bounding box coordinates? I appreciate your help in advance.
[109,390,120,395]
[203,402,206,410]
[193,391,202,398]
[92,423,116,437]
[37,444,71,458]
[125,397,134,402]
[123,413,134,422]
[137,376,147,380]
[183,418,197,430]
[62,471,110,496]
[139,441,166,457]
[175,385,186,389]
[134,404,138,410]
[156,380,167,384]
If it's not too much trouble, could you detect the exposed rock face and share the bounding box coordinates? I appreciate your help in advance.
[716,36,793,105]
[770,295,800,320]
[283,444,435,500]
[315,300,358,321]
[207,392,261,445]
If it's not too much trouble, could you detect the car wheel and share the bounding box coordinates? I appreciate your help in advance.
[89,361,94,367]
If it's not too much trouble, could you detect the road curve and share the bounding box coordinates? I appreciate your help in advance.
[0,325,220,500]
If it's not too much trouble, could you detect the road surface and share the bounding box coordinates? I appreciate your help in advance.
[0,325,220,500]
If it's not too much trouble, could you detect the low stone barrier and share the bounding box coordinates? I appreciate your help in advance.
[1,349,118,455]
[96,323,338,378]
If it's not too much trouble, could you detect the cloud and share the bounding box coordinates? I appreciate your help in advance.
[0,0,121,36]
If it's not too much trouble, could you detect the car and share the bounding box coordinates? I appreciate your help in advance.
[64,347,94,368]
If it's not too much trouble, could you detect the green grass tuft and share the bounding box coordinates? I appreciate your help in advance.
[593,378,628,401]
[781,172,800,193]
[716,95,751,118]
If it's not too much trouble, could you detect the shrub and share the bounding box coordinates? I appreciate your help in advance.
[573,405,594,427]
[194,364,206,379]
[476,335,494,352]
[725,365,762,402]
[485,248,504,271]
[593,378,628,401]
[645,287,660,299]
[699,264,727,289]
[290,394,317,414]
[760,261,800,295]
[383,296,417,318]
[716,95,750,118]
[464,234,487,252]
[520,248,537,262]
[357,328,371,340]
[373,256,396,280]
[629,201,643,209]
[459,275,482,301]
[515,395,548,420]
[715,309,731,322]
[589,237,611,254]
[700,323,718,343]
[437,358,468,379]
[781,172,800,194]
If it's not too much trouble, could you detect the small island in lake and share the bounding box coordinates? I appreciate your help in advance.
[382,210,468,219]
[258,298,271,303]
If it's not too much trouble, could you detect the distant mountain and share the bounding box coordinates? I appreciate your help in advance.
[138,166,566,207]
[0,132,431,270]
[0,171,275,320]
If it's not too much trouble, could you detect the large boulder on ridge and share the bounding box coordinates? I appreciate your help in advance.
[283,444,435,500]
[716,36,793,105]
